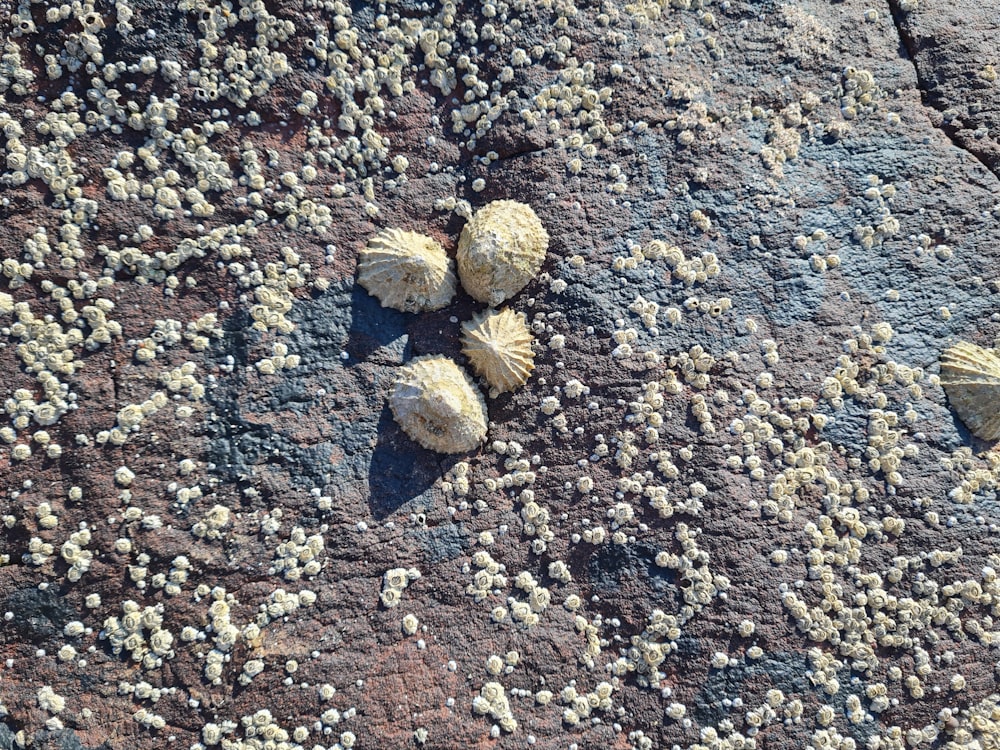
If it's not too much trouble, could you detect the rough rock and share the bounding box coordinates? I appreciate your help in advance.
[2,0,1000,749]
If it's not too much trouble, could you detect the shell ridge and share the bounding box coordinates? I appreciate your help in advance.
[457,201,548,305]
[461,308,535,395]
[940,340,1000,440]
[389,355,487,453]
[358,229,456,313]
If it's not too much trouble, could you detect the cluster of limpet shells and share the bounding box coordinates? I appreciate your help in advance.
[359,201,547,454]
[939,340,1000,441]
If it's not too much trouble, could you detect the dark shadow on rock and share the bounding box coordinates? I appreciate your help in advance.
[30,727,112,750]
[586,541,678,599]
[412,523,469,564]
[345,284,409,365]
[204,386,276,487]
[286,279,409,369]
[946,415,995,454]
[215,306,255,369]
[2,587,79,644]
[367,404,441,520]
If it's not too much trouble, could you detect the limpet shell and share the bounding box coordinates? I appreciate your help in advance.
[357,228,456,313]
[457,200,549,306]
[939,340,1000,440]
[390,355,488,454]
[461,308,535,396]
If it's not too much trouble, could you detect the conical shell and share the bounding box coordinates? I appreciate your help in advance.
[357,228,456,313]
[390,355,488,453]
[939,340,1000,440]
[457,200,549,306]
[461,308,535,395]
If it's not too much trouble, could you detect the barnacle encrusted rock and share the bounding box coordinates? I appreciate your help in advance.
[357,228,456,313]
[461,308,535,396]
[390,355,488,453]
[939,340,1000,440]
[457,200,549,306]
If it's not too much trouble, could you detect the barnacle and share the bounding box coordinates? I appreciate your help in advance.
[390,355,488,453]
[939,340,1000,440]
[357,228,456,313]
[461,308,535,396]
[457,200,549,306]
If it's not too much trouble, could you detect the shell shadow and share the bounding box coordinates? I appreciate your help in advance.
[345,283,409,365]
[367,403,443,520]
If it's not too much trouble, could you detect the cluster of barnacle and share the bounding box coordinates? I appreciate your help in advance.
[565,610,604,670]
[103,362,205,445]
[192,589,240,684]
[270,526,324,581]
[60,527,93,582]
[772,496,1000,710]
[742,690,807,736]
[472,681,517,734]
[180,585,315,689]
[100,600,175,670]
[190,504,230,541]
[356,199,549,453]
[379,566,421,608]
[609,524,730,689]
[441,460,471,496]
[608,242,728,356]
[852,175,900,253]
[465,550,507,605]
[133,554,194,598]
[35,685,66,724]
[550,681,615,727]
[503,570,551,627]
[519,490,556,555]
[23,535,54,565]
[199,708,344,749]
[133,313,222,363]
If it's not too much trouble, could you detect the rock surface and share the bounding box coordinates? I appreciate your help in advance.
[2,0,1000,748]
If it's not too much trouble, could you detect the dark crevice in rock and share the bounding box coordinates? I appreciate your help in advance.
[887,1,1000,182]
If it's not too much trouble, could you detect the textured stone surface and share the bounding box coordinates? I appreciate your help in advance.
[2,0,1000,749]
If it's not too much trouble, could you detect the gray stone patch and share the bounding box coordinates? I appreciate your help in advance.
[691,651,871,746]
[412,523,470,564]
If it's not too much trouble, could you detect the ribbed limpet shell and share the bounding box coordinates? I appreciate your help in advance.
[939,340,1000,440]
[357,228,456,313]
[461,308,535,396]
[457,200,549,306]
[389,355,488,453]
